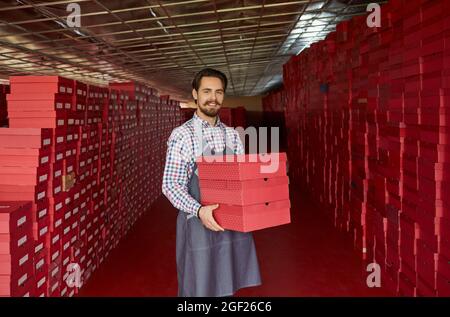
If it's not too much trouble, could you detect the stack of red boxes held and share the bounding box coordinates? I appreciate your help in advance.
[197,153,290,232]
[0,84,8,127]
[0,201,34,297]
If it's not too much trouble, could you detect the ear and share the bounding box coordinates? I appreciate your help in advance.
[192,89,198,103]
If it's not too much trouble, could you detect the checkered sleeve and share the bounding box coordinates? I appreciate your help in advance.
[162,128,202,217]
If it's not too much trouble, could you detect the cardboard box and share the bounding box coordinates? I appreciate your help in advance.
[0,201,32,237]
[0,270,34,297]
[0,164,50,186]
[9,76,74,95]
[197,153,287,181]
[200,176,289,206]
[0,147,51,168]
[201,200,291,233]
[0,235,33,275]
[0,128,52,149]
[0,226,32,257]
[6,94,73,111]
[32,212,50,242]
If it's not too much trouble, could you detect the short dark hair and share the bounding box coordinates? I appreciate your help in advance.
[192,68,228,92]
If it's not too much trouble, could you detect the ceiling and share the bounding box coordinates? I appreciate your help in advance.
[0,0,386,100]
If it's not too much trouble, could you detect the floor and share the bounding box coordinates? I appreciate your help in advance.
[77,185,393,297]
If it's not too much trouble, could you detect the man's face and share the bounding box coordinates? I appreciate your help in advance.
[192,76,225,118]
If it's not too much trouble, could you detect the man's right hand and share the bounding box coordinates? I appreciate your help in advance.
[198,204,225,232]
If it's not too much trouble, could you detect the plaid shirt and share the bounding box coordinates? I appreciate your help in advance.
[162,112,244,217]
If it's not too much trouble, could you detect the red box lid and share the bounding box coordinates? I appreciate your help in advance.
[197,152,287,180]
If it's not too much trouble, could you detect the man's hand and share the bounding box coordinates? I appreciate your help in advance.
[198,204,225,232]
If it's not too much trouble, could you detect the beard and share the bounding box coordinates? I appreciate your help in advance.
[198,100,221,117]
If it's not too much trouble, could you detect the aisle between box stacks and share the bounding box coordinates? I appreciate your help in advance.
[77,185,392,297]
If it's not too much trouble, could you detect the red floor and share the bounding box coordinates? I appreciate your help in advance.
[78,185,393,297]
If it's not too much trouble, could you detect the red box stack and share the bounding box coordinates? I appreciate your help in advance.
[0,201,34,297]
[0,76,182,297]
[264,0,450,297]
[7,76,74,129]
[0,84,8,127]
[197,153,290,232]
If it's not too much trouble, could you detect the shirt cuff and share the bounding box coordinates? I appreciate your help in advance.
[193,202,202,218]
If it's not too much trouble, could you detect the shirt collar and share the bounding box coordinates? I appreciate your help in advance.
[193,111,223,128]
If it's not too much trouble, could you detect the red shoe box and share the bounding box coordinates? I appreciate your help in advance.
[420,107,450,126]
[199,176,289,206]
[204,200,290,233]
[46,237,61,268]
[398,272,416,297]
[197,153,287,181]
[8,110,68,129]
[48,195,66,233]
[0,165,50,186]
[35,272,47,297]
[419,197,450,219]
[34,250,48,297]
[416,238,438,285]
[34,246,47,275]
[418,177,450,201]
[436,272,450,296]
[418,158,450,181]
[6,93,72,111]
[439,238,450,259]
[422,72,444,94]
[0,201,32,236]
[9,76,74,95]
[73,80,87,98]
[0,269,34,297]
[61,246,72,274]
[48,176,63,198]
[437,252,450,279]
[47,261,62,297]
[61,222,73,256]
[436,217,450,243]
[420,141,450,163]
[60,282,76,298]
[400,257,417,288]
[0,147,51,169]
[0,128,52,149]
[416,275,437,297]
[32,213,50,242]
[0,248,33,277]
[64,141,78,160]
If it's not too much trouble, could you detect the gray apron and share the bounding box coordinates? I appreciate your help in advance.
[175,123,262,297]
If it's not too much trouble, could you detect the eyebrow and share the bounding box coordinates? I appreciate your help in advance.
[201,88,224,92]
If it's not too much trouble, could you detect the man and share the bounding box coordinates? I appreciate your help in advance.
[162,68,262,297]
